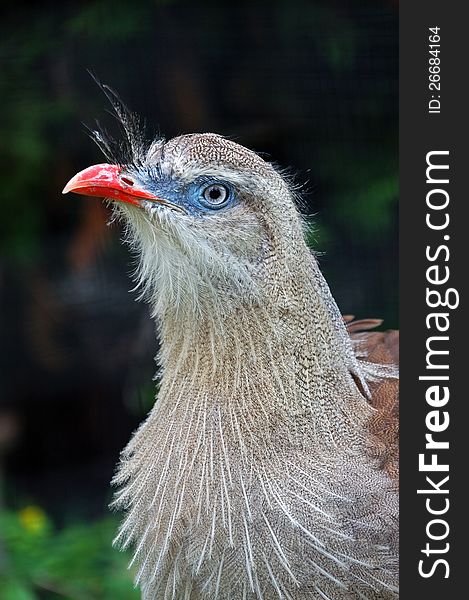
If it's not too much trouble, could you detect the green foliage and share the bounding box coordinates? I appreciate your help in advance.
[66,2,151,41]
[0,508,138,599]
[318,143,398,240]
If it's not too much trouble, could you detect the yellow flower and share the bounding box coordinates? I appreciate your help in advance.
[18,505,47,534]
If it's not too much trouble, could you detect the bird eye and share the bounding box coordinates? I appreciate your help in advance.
[201,184,230,208]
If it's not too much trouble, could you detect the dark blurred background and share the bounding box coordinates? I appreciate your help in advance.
[0,1,397,597]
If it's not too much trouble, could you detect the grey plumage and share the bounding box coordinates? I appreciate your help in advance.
[64,126,399,600]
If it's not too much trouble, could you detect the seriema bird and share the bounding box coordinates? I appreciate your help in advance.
[63,85,399,600]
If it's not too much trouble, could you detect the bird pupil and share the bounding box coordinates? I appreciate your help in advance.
[209,188,221,200]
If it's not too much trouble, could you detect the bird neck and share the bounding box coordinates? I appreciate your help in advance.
[154,248,371,449]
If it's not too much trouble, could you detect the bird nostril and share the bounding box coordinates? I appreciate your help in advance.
[121,176,134,186]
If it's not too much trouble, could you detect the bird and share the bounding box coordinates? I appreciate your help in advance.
[63,84,399,600]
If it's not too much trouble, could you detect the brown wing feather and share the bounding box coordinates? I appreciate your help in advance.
[346,318,399,480]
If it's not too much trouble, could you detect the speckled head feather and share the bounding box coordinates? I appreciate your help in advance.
[68,87,399,599]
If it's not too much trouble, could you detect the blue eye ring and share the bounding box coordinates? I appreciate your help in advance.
[199,183,231,209]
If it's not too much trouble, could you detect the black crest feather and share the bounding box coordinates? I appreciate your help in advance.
[86,72,154,168]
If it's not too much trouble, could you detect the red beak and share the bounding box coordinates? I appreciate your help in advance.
[62,163,163,207]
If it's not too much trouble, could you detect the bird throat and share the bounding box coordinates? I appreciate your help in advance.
[153,254,371,451]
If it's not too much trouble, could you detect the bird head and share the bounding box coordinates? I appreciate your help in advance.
[63,93,306,324]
